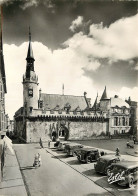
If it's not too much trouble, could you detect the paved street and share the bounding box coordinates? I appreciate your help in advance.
[74,139,137,155]
[14,143,138,196]
[14,143,111,196]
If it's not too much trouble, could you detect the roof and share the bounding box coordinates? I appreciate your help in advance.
[101,86,108,100]
[110,97,130,108]
[41,93,88,111]
[27,42,34,59]
[81,148,97,151]
[111,161,138,169]
[100,155,118,161]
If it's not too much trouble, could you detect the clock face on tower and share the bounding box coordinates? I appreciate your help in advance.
[28,88,33,97]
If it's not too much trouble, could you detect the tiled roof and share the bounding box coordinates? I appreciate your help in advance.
[110,97,130,108]
[41,93,87,111]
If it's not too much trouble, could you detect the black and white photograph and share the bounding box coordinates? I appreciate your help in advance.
[0,0,138,195]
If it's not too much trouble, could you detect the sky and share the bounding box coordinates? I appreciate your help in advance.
[0,0,138,119]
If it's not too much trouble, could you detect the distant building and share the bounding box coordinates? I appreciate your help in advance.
[126,97,138,140]
[92,90,131,137]
[14,30,131,143]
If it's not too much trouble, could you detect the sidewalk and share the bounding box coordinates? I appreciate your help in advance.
[0,148,27,196]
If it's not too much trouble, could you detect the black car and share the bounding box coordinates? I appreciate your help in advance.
[94,155,120,175]
[76,148,100,163]
[65,143,83,156]
[107,161,138,188]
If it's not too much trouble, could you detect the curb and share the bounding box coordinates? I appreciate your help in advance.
[14,150,30,196]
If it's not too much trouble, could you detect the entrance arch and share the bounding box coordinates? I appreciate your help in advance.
[58,125,69,141]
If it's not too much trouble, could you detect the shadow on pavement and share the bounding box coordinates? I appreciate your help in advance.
[21,166,35,170]
[67,160,81,165]
[51,155,68,159]
[83,169,102,177]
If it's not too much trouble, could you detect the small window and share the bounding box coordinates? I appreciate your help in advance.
[28,88,33,97]
[30,107,33,113]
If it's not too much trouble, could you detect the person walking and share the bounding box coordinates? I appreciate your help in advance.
[38,153,42,166]
[40,137,43,148]
[116,147,120,156]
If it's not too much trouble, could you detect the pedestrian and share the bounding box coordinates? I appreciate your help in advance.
[116,147,120,156]
[38,153,42,166]
[40,137,43,148]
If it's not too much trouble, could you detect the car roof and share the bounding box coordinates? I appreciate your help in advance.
[81,147,97,151]
[100,155,118,161]
[111,161,138,169]
[68,143,82,146]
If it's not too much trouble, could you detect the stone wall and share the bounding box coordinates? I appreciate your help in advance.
[69,121,108,140]
[26,120,56,143]
[24,119,108,142]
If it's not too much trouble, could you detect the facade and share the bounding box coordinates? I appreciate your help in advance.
[126,97,138,140]
[14,31,131,143]
[92,89,131,138]
[0,6,7,182]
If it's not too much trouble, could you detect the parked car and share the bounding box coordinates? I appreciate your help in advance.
[76,148,100,163]
[57,141,70,151]
[94,155,120,175]
[107,161,138,188]
[65,143,83,156]
[54,141,60,148]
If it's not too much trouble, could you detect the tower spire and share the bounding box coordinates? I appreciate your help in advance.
[26,26,34,60]
[25,27,35,78]
[101,86,108,100]
[29,26,31,42]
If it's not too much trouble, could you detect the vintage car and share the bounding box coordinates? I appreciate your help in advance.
[107,161,138,188]
[65,143,83,156]
[57,141,70,151]
[76,147,100,163]
[54,141,60,148]
[94,155,120,175]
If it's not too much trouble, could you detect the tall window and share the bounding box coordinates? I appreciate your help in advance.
[122,117,125,126]
[114,117,118,126]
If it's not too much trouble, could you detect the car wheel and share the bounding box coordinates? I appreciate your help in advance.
[85,156,91,163]
[128,178,134,188]
[106,168,110,176]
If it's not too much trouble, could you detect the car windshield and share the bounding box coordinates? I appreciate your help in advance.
[98,158,107,163]
[112,166,126,173]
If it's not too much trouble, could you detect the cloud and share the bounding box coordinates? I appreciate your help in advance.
[20,0,39,10]
[0,0,55,10]
[66,14,138,62]
[69,16,83,32]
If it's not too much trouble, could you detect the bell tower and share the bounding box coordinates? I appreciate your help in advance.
[23,28,38,115]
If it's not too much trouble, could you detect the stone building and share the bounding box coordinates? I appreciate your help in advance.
[92,89,131,138]
[14,31,131,143]
[126,97,138,140]
[0,6,7,182]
